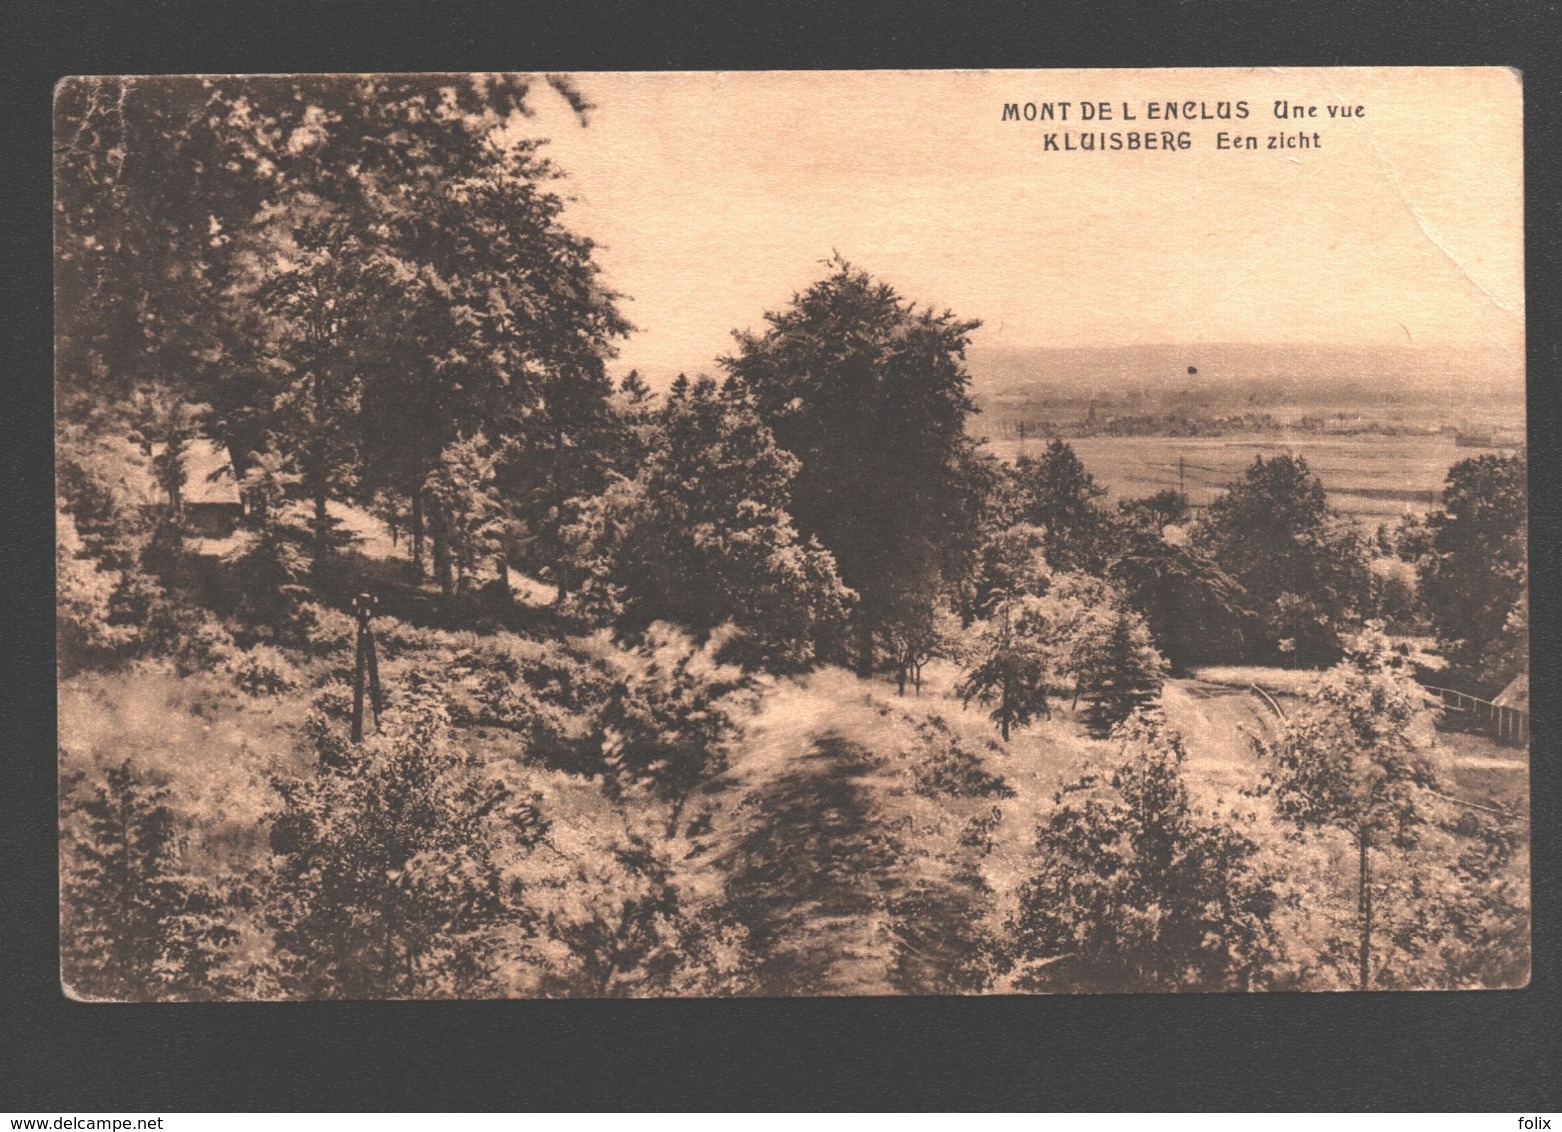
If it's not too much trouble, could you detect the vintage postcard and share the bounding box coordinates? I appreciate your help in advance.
[55,68,1526,999]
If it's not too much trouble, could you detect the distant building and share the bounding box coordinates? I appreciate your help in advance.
[180,438,244,537]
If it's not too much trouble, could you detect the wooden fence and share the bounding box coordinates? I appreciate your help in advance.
[1422,685,1529,748]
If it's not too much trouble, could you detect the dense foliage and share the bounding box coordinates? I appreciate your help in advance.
[1412,453,1528,692]
[1194,454,1373,665]
[722,258,986,677]
[55,77,1528,1000]
[561,377,852,671]
[1009,713,1285,993]
[1259,628,1449,989]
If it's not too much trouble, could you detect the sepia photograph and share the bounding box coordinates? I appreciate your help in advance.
[54,67,1528,1001]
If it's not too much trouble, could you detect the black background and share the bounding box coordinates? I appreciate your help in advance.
[5,0,1560,1112]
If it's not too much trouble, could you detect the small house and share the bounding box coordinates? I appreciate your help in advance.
[1492,672,1528,713]
[181,438,244,537]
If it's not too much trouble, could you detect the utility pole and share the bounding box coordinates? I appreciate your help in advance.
[1017,420,1028,460]
[351,592,384,743]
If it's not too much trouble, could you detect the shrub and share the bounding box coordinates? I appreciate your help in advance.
[910,715,1015,800]
[591,624,753,831]
[229,644,301,696]
[267,675,539,999]
[60,760,247,1000]
[1007,712,1285,992]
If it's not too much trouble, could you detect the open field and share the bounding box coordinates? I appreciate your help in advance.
[979,431,1521,518]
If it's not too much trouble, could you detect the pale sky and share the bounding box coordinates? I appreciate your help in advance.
[515,68,1524,386]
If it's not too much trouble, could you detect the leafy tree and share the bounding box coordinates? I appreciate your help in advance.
[1367,811,1530,990]
[722,258,984,677]
[957,596,1053,741]
[1365,554,1422,631]
[223,207,393,578]
[603,368,659,476]
[223,448,312,632]
[1007,713,1284,992]
[60,760,244,1000]
[969,522,1051,619]
[422,432,506,595]
[1011,440,1116,573]
[55,73,591,396]
[1259,627,1444,990]
[1416,453,1527,691]
[877,592,959,696]
[1194,454,1371,664]
[1120,488,1190,528]
[561,377,852,672]
[1109,524,1248,671]
[527,825,747,998]
[1074,606,1168,738]
[55,77,260,413]
[591,624,753,835]
[1024,569,1121,700]
[369,126,630,596]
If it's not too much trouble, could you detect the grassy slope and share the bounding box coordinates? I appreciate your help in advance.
[58,497,1530,995]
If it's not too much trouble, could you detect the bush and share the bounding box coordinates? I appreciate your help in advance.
[57,506,139,670]
[229,644,301,696]
[267,675,538,999]
[590,624,753,830]
[61,760,248,1000]
[290,602,358,656]
[1007,712,1285,992]
[144,601,239,677]
[910,715,1014,800]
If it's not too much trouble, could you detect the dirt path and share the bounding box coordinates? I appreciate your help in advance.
[1158,678,1281,804]
[716,733,903,996]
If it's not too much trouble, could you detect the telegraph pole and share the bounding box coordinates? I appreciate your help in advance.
[351,592,384,743]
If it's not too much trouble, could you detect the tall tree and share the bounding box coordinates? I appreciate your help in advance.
[969,522,1051,619]
[561,376,851,672]
[1260,627,1444,990]
[57,75,629,585]
[422,432,507,595]
[722,259,984,677]
[57,75,544,416]
[1194,453,1371,665]
[224,205,396,577]
[1011,440,1115,573]
[1415,453,1528,692]
[1073,606,1168,738]
[1109,522,1248,672]
[361,133,630,593]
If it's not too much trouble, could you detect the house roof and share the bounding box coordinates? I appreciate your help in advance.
[182,438,241,505]
[1492,672,1528,711]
